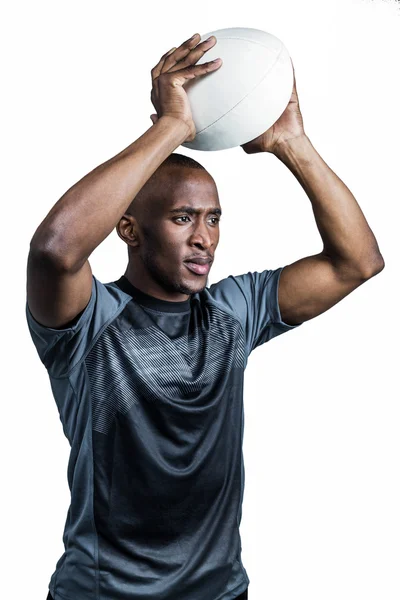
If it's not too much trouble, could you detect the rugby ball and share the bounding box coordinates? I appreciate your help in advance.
[181,27,293,151]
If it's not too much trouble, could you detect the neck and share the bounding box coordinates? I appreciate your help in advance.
[123,263,191,303]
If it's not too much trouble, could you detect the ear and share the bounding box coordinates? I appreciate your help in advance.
[115,214,140,248]
[150,113,159,124]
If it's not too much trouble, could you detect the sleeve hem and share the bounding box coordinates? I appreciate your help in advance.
[271,267,303,329]
[25,275,96,334]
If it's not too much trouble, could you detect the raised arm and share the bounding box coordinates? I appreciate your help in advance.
[27,33,221,328]
[241,62,384,326]
[273,135,384,325]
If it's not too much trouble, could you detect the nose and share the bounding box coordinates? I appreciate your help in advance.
[189,220,216,250]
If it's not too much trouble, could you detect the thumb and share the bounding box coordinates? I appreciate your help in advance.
[150,113,159,124]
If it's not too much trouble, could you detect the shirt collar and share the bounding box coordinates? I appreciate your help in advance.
[114,275,192,313]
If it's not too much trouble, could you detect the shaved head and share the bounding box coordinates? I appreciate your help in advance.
[125,153,208,225]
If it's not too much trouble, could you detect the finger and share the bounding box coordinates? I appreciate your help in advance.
[162,36,217,74]
[151,33,200,82]
[162,58,223,86]
[151,46,178,83]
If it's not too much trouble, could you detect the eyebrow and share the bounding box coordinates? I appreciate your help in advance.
[169,205,222,216]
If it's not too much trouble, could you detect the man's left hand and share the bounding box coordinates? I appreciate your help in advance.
[240,60,306,155]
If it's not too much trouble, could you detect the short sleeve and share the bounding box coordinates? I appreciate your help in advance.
[25,275,129,378]
[208,266,302,356]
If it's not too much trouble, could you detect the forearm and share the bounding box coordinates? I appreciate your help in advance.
[30,116,189,270]
[275,135,384,274]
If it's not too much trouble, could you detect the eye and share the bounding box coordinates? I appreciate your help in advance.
[174,216,220,225]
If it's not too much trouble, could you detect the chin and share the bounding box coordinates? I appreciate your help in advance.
[193,274,210,291]
[176,275,209,296]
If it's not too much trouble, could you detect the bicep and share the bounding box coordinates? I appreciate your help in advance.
[278,253,367,325]
[27,248,93,329]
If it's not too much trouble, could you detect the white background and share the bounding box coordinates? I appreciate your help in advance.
[2,0,399,598]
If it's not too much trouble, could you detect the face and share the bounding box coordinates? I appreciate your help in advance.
[123,167,221,300]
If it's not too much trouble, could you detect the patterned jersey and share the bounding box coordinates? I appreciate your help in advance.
[26,267,302,600]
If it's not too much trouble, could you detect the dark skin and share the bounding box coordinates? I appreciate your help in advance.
[117,165,221,301]
[27,32,384,330]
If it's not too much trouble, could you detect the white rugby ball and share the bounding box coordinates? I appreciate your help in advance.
[181,27,293,152]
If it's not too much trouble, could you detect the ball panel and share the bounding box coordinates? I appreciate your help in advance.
[183,39,279,133]
[200,27,284,52]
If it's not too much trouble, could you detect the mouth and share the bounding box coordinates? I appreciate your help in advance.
[184,261,211,276]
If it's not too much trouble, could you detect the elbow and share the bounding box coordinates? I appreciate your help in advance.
[360,255,385,279]
[28,239,71,273]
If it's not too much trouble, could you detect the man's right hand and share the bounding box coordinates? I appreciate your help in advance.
[150,33,222,142]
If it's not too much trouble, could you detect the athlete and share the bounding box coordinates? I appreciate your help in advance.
[26,32,384,600]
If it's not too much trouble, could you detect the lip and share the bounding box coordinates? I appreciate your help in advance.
[184,261,211,275]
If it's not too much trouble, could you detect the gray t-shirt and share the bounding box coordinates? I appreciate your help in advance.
[26,267,302,600]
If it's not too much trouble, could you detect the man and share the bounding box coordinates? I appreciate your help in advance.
[26,32,384,600]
